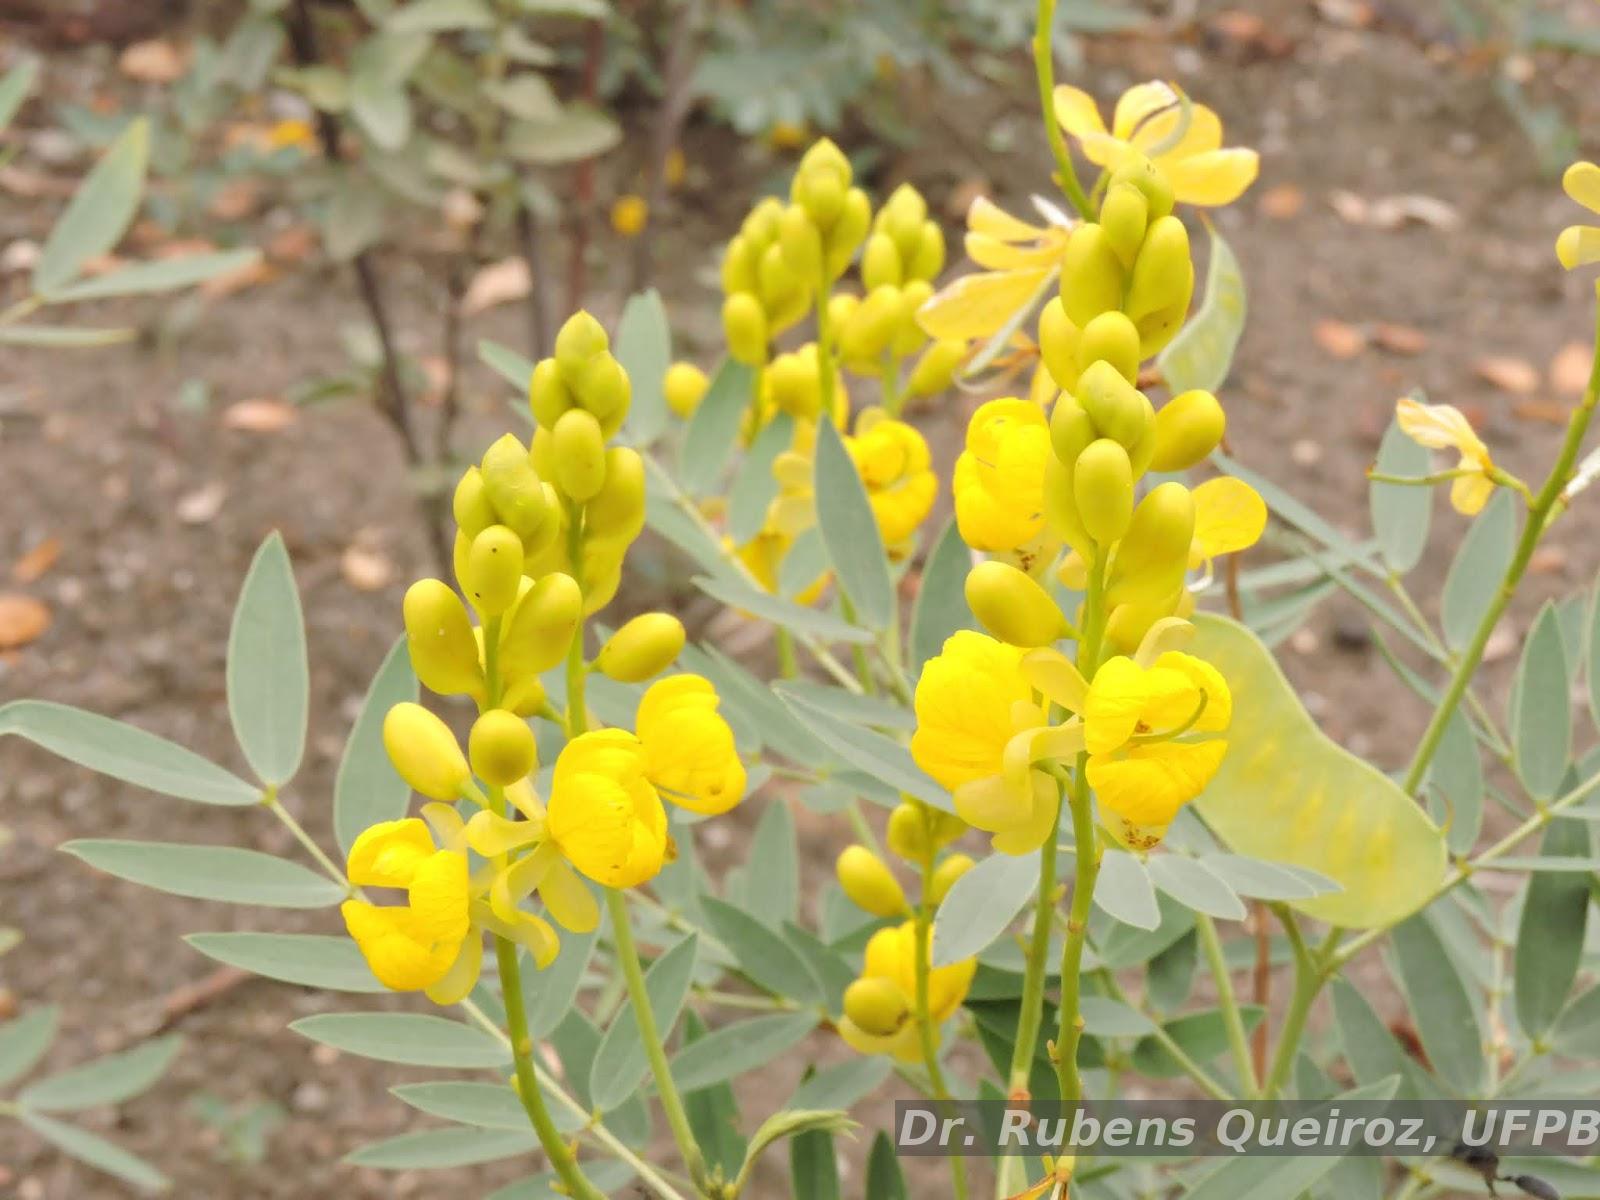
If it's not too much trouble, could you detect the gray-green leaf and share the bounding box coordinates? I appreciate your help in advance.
[931,851,1038,967]
[1370,409,1433,574]
[185,932,384,992]
[334,637,416,854]
[1512,602,1572,801]
[290,1013,509,1068]
[34,118,150,296]
[227,532,309,787]
[19,1036,180,1112]
[813,419,894,630]
[62,840,342,908]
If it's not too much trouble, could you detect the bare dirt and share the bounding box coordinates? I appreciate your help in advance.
[3,0,1600,1195]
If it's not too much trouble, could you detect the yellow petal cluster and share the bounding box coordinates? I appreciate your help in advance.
[837,921,976,1061]
[1395,396,1496,515]
[1557,161,1600,273]
[952,399,1052,554]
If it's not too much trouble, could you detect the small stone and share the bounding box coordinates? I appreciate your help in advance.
[1330,617,1370,653]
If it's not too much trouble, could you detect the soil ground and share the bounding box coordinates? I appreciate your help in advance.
[3,0,1600,1195]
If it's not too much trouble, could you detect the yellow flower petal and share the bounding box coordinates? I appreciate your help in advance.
[1557,224,1600,270]
[1152,651,1233,733]
[1564,161,1600,214]
[548,730,668,888]
[1134,102,1223,160]
[539,860,600,934]
[918,269,1052,340]
[466,809,546,857]
[1395,397,1488,461]
[1450,470,1495,516]
[347,818,436,888]
[1081,656,1151,754]
[1021,646,1089,712]
[424,931,483,1005]
[1088,739,1227,829]
[1191,477,1267,560]
[968,195,1053,243]
[341,900,459,992]
[637,674,747,815]
[989,774,1062,856]
[1052,85,1109,142]
[1111,81,1179,142]
[952,399,1052,552]
[912,631,1037,789]
[1162,148,1260,206]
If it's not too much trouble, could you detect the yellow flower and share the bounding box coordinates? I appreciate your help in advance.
[266,118,316,152]
[1054,81,1259,207]
[766,120,810,151]
[918,197,1073,341]
[1395,396,1496,515]
[546,729,668,888]
[611,194,649,238]
[341,816,476,1001]
[847,409,938,547]
[837,921,976,1061]
[953,398,1052,552]
[1557,161,1600,271]
[636,674,746,815]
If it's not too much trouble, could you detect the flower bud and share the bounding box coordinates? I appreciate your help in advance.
[880,183,927,250]
[1075,361,1153,451]
[843,976,910,1037]
[721,234,757,295]
[452,466,497,540]
[1108,153,1175,221]
[1124,215,1191,323]
[1043,454,1095,562]
[403,578,484,699]
[529,357,575,429]
[861,232,902,290]
[501,571,583,683]
[1150,389,1226,473]
[468,709,537,787]
[907,223,945,282]
[743,195,784,246]
[836,844,908,917]
[723,293,769,365]
[778,203,823,281]
[1075,311,1142,385]
[929,853,975,906]
[1038,297,1082,390]
[1059,223,1125,328]
[554,310,609,384]
[965,561,1067,648]
[664,362,709,419]
[480,434,555,544]
[586,447,646,544]
[1136,292,1192,360]
[907,338,966,397]
[1099,182,1149,268]
[1073,438,1135,545]
[824,188,872,278]
[840,286,902,364]
[892,281,933,357]
[886,802,928,861]
[550,408,608,502]
[463,524,525,616]
[1050,391,1097,467]
[596,612,685,682]
[1106,481,1196,610]
[383,701,470,801]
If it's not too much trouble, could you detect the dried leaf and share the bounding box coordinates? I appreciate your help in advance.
[200,257,275,299]
[1328,190,1369,225]
[1315,0,1376,27]
[1372,323,1428,355]
[266,225,319,264]
[1530,546,1568,575]
[1475,356,1540,395]
[176,482,226,525]
[11,537,61,584]
[119,39,189,84]
[1550,342,1593,396]
[341,542,394,592]
[1313,319,1366,359]
[1258,184,1305,219]
[1512,400,1568,426]
[1369,194,1460,232]
[461,257,530,316]
[0,593,51,650]
[222,398,297,432]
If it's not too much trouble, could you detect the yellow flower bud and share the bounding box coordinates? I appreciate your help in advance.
[928,853,975,906]
[1075,360,1153,451]
[1099,181,1149,268]
[1043,454,1095,563]
[723,292,769,365]
[743,195,785,246]
[881,183,927,247]
[610,193,648,238]
[529,357,575,429]
[1106,481,1196,610]
[1049,390,1096,467]
[501,571,582,687]
[664,362,709,419]
[778,203,823,281]
[402,578,484,700]
[550,408,608,502]
[554,310,610,384]
[480,434,555,544]
[1037,296,1082,391]
[383,701,470,801]
[575,354,631,438]
[1075,311,1142,385]
[586,447,646,544]
[892,280,933,357]
[907,338,966,398]
[842,976,910,1037]
[1108,153,1175,222]
[836,844,908,917]
[468,709,537,786]
[1060,223,1125,328]
[964,560,1067,648]
[825,188,872,278]
[840,285,902,364]
[861,231,903,290]
[907,222,945,282]
[452,467,496,540]
[595,612,685,682]
[462,524,524,616]
[886,800,965,861]
[721,234,757,295]
[1150,389,1226,473]
[1073,438,1135,545]
[1124,215,1192,323]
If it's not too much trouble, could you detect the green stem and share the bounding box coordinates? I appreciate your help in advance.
[1052,752,1100,1104]
[564,503,586,735]
[914,856,969,1200]
[1260,905,1316,1098]
[1093,968,1232,1100]
[839,593,879,696]
[1032,0,1094,220]
[262,789,354,897]
[604,888,710,1193]
[881,351,903,417]
[1006,779,1060,1102]
[775,627,799,678]
[1194,914,1258,1096]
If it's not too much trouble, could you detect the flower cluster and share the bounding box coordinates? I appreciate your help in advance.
[342,311,747,1002]
[913,83,1266,854]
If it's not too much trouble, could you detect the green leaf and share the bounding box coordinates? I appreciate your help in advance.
[43,250,261,303]
[526,925,598,1038]
[0,701,259,806]
[1095,850,1159,930]
[789,1124,846,1200]
[1589,574,1600,735]
[345,1126,536,1168]
[1213,450,1377,570]
[1431,710,1484,856]
[1131,1006,1265,1077]
[1514,818,1592,1039]
[185,932,384,992]
[227,532,309,787]
[1330,977,1419,1091]
[702,897,820,1003]
[787,1057,889,1112]
[1390,913,1483,1094]
[334,637,417,855]
[33,118,150,296]
[504,105,621,165]
[0,324,136,347]
[1157,223,1246,395]
[1078,994,1156,1037]
[726,413,794,545]
[813,419,894,630]
[0,59,38,132]
[669,1013,818,1092]
[1197,853,1337,901]
[19,1036,180,1112]
[866,1131,908,1200]
[744,800,800,927]
[909,515,974,672]
[323,173,388,261]
[616,289,672,446]
[680,359,756,494]
[62,840,342,908]
[290,1013,509,1068]
[479,337,535,391]
[0,1007,59,1088]
[1512,602,1572,801]
[349,49,414,149]
[931,851,1038,967]
[486,74,559,121]
[1145,930,1197,1013]
[1370,410,1433,574]
[1147,855,1245,921]
[590,934,698,1111]
[1190,614,1447,928]
[778,691,950,811]
[1442,490,1516,652]
[386,0,495,32]
[680,1012,746,1177]
[486,1162,636,1200]
[691,573,872,644]
[780,923,854,1015]
[390,1081,528,1130]
[1553,984,1600,1057]
[20,1112,168,1193]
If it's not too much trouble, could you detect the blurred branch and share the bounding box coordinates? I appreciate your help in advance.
[629,0,705,294]
[565,16,606,314]
[515,198,551,359]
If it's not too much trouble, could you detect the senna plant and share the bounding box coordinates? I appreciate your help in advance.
[9,4,1600,1198]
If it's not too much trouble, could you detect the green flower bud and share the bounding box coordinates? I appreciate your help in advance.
[1107,482,1196,609]
[1124,215,1192,323]
[1038,296,1082,391]
[575,354,631,437]
[1075,360,1153,451]
[1060,223,1125,328]
[1108,153,1175,221]
[501,571,583,685]
[586,447,646,544]
[554,310,609,383]
[1099,182,1150,269]
[480,434,555,544]
[1075,311,1142,385]
[1043,453,1095,563]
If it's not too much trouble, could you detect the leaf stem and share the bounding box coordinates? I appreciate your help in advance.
[1052,751,1100,1105]
[1194,914,1257,1096]
[1033,0,1094,220]
[914,853,969,1200]
[261,789,353,898]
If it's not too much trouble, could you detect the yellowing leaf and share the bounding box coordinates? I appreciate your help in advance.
[1188,613,1447,929]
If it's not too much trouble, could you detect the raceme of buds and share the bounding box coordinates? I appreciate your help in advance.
[530,310,632,439]
[722,196,813,363]
[863,183,946,288]
[787,139,872,283]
